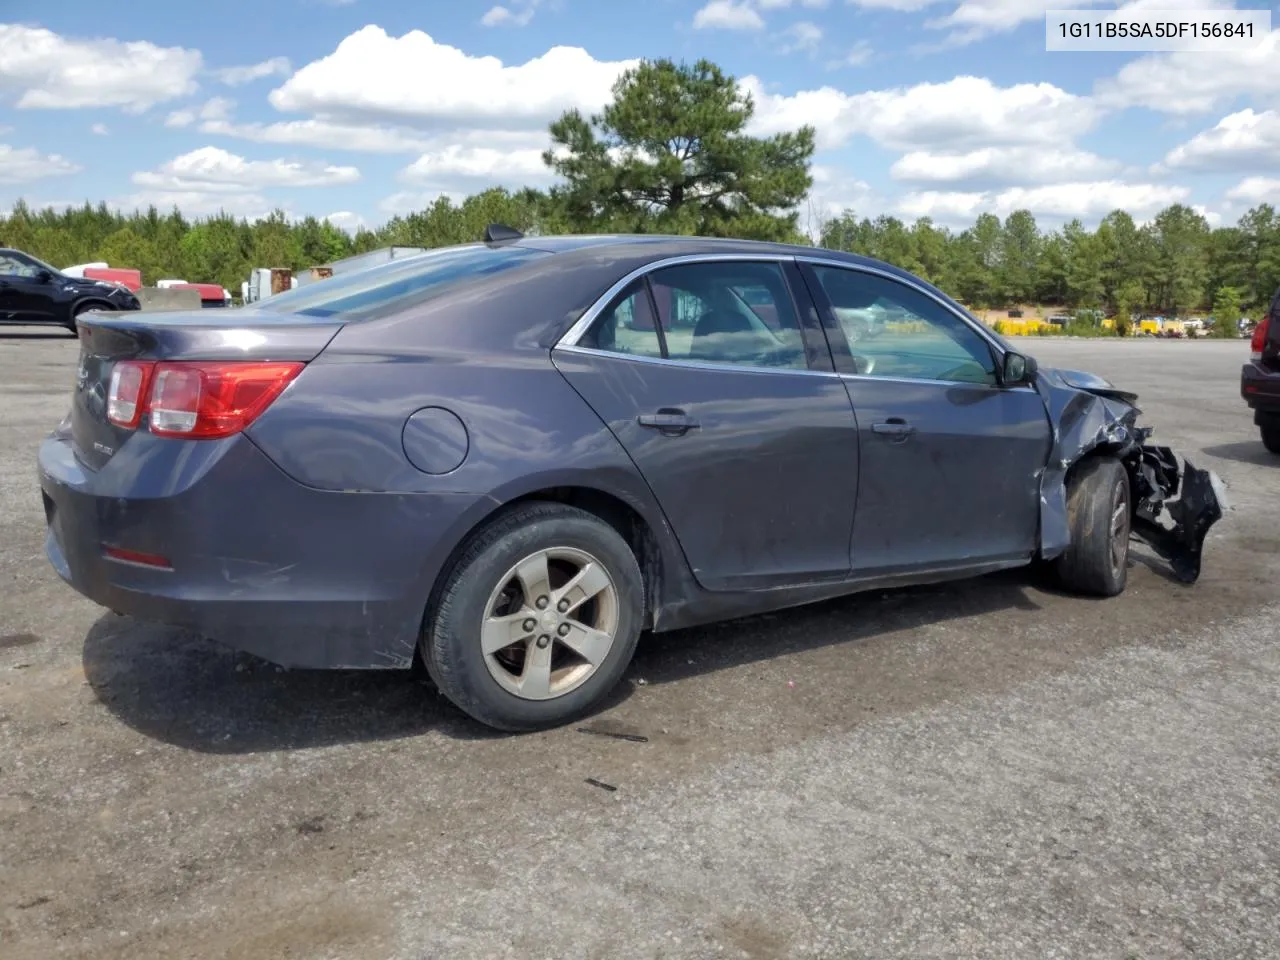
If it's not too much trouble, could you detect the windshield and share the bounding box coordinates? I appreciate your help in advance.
[253,244,550,319]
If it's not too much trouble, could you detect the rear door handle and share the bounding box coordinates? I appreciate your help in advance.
[871,419,915,441]
[637,410,699,435]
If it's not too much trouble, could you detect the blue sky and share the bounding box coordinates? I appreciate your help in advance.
[1,0,1277,235]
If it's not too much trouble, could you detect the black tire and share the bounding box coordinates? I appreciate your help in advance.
[1262,424,1280,456]
[1053,456,1131,597]
[421,502,644,732]
[68,301,104,333]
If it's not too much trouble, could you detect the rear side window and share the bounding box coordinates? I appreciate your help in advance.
[254,245,549,320]
[579,280,664,358]
[580,261,807,371]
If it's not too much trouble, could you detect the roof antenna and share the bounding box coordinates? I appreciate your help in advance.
[483,223,523,243]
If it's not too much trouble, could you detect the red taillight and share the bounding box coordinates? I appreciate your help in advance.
[147,362,305,439]
[106,360,303,439]
[1251,316,1271,361]
[107,361,155,428]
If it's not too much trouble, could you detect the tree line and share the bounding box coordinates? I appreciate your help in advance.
[1,57,1276,317]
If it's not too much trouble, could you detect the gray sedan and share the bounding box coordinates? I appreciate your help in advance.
[38,229,1224,730]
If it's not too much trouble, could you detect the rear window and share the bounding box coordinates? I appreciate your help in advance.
[253,244,549,320]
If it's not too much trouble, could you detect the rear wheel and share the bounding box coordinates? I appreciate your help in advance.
[1261,423,1280,456]
[422,502,644,731]
[1054,456,1131,597]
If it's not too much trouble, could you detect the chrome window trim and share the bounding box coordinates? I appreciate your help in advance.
[794,255,1011,358]
[838,372,1038,393]
[555,253,796,349]
[554,343,834,378]
[555,344,1038,390]
[553,250,1029,388]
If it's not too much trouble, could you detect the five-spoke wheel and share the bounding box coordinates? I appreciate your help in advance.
[422,502,644,731]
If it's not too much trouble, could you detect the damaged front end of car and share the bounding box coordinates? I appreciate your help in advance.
[1035,367,1228,584]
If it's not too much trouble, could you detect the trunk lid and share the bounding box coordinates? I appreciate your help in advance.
[70,309,343,470]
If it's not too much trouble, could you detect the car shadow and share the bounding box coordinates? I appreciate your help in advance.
[84,572,1041,754]
[1202,441,1278,467]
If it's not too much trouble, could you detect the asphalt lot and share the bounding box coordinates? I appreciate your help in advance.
[2,330,1277,959]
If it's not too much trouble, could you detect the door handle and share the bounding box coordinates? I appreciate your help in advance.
[637,410,699,436]
[871,418,915,441]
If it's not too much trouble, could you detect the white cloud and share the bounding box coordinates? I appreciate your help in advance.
[1160,109,1280,172]
[892,145,1118,185]
[847,0,940,10]
[897,181,1190,226]
[808,165,876,211]
[924,0,1074,42]
[90,122,109,136]
[0,24,201,112]
[0,144,81,183]
[114,190,274,218]
[759,0,829,7]
[268,26,636,129]
[744,75,1100,151]
[324,211,365,233]
[834,41,874,67]
[132,146,360,194]
[1097,28,1280,114]
[401,144,552,183]
[378,190,467,214]
[693,1,766,30]
[782,21,824,53]
[213,57,291,86]
[200,97,234,122]
[200,117,433,153]
[481,1,542,26]
[1226,177,1280,204]
[166,97,233,128]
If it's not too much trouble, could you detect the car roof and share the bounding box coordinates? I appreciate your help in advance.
[508,232,906,275]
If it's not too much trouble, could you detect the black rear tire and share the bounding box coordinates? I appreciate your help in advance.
[421,502,644,732]
[1054,456,1131,597]
[1262,424,1280,456]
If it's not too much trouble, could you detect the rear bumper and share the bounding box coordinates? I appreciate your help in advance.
[1242,361,1280,416]
[38,431,485,669]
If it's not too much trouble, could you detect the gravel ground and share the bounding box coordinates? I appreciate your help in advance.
[1,331,1276,959]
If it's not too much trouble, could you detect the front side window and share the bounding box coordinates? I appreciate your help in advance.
[0,253,38,279]
[809,265,997,385]
[582,261,806,371]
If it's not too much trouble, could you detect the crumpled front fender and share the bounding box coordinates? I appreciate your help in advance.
[1034,366,1227,584]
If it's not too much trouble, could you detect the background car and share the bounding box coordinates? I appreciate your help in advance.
[0,247,141,331]
[1242,292,1280,454]
[38,229,1222,731]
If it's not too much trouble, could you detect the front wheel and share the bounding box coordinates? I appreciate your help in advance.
[422,502,644,731]
[1053,456,1131,597]
[1261,423,1280,456]
[67,301,101,333]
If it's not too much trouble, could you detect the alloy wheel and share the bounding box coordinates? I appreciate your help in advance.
[480,546,620,701]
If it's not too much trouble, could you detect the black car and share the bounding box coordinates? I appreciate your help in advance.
[1242,288,1280,454]
[0,248,141,331]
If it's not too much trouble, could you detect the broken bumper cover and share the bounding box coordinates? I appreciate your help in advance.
[1128,445,1228,583]
[1036,367,1227,584]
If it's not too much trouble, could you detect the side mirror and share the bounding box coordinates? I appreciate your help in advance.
[35,269,53,283]
[1002,351,1038,386]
